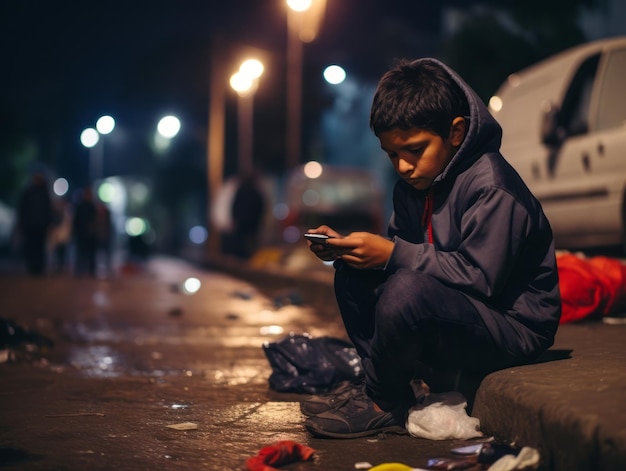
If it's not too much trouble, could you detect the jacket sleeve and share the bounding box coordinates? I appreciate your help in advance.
[385,187,531,300]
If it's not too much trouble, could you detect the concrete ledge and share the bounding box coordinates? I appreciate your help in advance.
[472,323,626,471]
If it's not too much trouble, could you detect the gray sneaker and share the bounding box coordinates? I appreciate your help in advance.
[299,379,362,417]
[304,385,408,439]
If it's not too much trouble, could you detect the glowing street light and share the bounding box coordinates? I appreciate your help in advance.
[53,177,70,197]
[240,59,264,81]
[157,115,181,139]
[80,128,99,148]
[80,127,101,183]
[96,115,115,135]
[153,115,181,153]
[287,0,312,12]
[230,58,264,174]
[230,58,264,96]
[80,115,115,183]
[323,65,346,85]
[230,72,252,94]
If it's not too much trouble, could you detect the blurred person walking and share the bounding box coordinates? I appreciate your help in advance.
[49,197,73,273]
[72,188,97,277]
[224,172,266,259]
[95,201,113,277]
[16,172,54,276]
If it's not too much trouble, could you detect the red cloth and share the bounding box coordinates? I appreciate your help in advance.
[246,440,315,471]
[556,253,626,323]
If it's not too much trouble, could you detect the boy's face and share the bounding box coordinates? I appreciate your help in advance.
[379,118,465,191]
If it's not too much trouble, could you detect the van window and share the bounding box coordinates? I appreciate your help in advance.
[595,48,626,131]
[559,54,600,136]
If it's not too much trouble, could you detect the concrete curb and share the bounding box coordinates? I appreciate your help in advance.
[473,323,626,471]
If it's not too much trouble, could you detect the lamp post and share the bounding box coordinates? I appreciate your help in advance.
[80,127,99,183]
[285,0,326,170]
[80,115,115,183]
[230,58,264,175]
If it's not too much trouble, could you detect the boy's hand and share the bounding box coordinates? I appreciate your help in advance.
[326,232,394,269]
[305,225,344,261]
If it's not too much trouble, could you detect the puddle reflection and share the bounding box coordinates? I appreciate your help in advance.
[67,345,121,378]
[66,345,183,378]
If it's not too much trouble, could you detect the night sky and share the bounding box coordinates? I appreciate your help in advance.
[1,0,442,189]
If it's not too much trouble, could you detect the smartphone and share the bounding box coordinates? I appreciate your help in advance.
[304,233,333,244]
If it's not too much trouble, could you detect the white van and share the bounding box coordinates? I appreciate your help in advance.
[489,36,626,250]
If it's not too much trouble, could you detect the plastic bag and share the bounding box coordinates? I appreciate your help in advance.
[487,446,540,471]
[262,333,362,394]
[557,253,626,323]
[405,391,482,440]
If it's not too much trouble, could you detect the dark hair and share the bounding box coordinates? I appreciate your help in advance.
[370,59,470,138]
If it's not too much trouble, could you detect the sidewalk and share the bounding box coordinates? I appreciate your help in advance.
[2,249,625,470]
[205,245,626,471]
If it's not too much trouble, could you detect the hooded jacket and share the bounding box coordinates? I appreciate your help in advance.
[384,58,561,358]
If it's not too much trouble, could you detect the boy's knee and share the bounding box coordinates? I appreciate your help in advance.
[334,263,388,295]
[376,270,441,324]
[378,270,433,305]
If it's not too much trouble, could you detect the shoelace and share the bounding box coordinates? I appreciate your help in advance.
[335,383,373,415]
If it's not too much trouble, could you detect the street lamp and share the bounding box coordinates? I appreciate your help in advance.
[80,127,99,183]
[153,115,181,152]
[285,0,326,170]
[230,58,264,175]
[80,128,99,148]
[80,115,115,183]
[323,65,346,85]
[157,115,181,138]
[96,115,115,135]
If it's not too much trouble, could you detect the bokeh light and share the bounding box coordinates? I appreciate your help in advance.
[125,217,147,237]
[97,177,126,210]
[303,161,323,179]
[157,115,181,139]
[323,65,346,85]
[489,96,503,112]
[53,178,69,196]
[286,0,312,12]
[273,203,289,220]
[80,128,99,148]
[96,115,115,135]
[230,72,254,94]
[189,225,208,244]
[183,277,201,295]
[98,181,115,203]
[240,58,264,79]
[260,325,285,335]
[282,226,301,243]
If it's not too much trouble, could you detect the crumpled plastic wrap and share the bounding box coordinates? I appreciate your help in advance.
[405,391,482,440]
[487,446,540,471]
[245,440,315,471]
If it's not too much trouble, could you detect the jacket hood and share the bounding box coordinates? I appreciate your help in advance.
[416,58,502,184]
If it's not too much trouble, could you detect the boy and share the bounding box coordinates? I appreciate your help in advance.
[303,58,561,439]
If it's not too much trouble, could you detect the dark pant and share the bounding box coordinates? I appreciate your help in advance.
[334,262,525,410]
[22,229,47,276]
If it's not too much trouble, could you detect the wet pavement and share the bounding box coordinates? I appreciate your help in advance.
[0,256,490,470]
